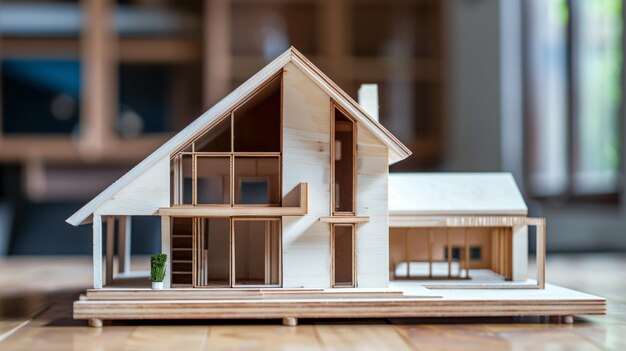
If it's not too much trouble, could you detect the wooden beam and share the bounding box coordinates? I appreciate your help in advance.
[428,229,433,279]
[318,216,369,223]
[81,0,117,159]
[93,215,103,289]
[159,205,306,217]
[464,229,470,279]
[446,229,451,278]
[536,218,546,289]
[390,215,545,228]
[117,216,131,273]
[105,216,115,286]
[161,216,171,289]
[405,229,410,278]
[160,183,307,217]
[118,38,200,63]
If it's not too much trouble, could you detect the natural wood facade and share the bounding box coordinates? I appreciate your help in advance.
[63,47,604,327]
[74,50,537,295]
[160,61,390,290]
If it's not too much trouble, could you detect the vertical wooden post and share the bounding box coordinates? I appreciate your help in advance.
[125,216,131,272]
[404,229,410,278]
[464,229,470,279]
[446,229,451,278]
[265,221,271,285]
[93,214,103,289]
[511,224,529,281]
[192,218,197,287]
[117,216,124,274]
[161,216,171,289]
[204,0,231,106]
[105,216,115,286]
[230,218,235,287]
[428,229,433,279]
[117,216,131,274]
[536,219,546,289]
[81,0,116,158]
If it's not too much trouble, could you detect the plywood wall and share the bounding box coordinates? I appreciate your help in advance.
[281,62,332,288]
[355,126,389,287]
[95,157,170,216]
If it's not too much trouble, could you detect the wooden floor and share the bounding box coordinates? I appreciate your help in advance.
[1,254,625,350]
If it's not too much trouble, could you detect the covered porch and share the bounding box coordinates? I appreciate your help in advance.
[91,215,166,289]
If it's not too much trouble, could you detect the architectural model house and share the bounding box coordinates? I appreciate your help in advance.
[67,47,605,327]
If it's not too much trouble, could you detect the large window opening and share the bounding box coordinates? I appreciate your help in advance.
[195,218,230,287]
[234,156,280,205]
[233,219,281,286]
[174,217,281,288]
[332,105,356,214]
[170,74,282,207]
[332,224,355,287]
[196,156,230,205]
[233,77,281,152]
[389,227,512,281]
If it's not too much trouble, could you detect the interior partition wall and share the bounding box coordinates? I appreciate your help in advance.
[171,216,281,288]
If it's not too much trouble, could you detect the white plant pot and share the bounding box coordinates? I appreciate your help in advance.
[152,281,164,290]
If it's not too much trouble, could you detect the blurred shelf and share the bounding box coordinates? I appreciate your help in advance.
[0,0,445,200]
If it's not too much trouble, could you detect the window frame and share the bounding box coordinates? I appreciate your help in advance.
[331,223,356,288]
[231,217,282,288]
[330,102,358,216]
[169,73,283,207]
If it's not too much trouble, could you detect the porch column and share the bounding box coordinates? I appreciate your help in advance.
[117,216,131,273]
[511,224,528,282]
[93,214,103,289]
[161,216,171,288]
[105,216,115,285]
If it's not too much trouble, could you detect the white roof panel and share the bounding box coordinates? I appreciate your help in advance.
[389,173,527,216]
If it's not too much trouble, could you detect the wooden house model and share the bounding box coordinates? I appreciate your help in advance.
[67,47,605,327]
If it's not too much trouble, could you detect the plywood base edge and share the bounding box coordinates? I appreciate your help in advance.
[73,284,606,324]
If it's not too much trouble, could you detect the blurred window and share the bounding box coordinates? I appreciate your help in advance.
[2,59,80,134]
[525,0,623,199]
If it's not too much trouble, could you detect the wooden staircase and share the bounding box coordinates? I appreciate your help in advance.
[171,218,193,287]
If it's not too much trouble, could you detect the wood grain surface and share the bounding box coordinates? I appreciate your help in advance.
[1,254,624,350]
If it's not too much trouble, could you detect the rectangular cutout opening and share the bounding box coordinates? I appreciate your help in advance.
[332,106,356,214]
[233,76,281,152]
[389,227,510,281]
[195,218,230,287]
[332,224,355,287]
[196,156,230,205]
[234,156,280,205]
[233,219,281,286]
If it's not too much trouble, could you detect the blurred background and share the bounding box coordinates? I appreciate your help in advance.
[0,0,623,256]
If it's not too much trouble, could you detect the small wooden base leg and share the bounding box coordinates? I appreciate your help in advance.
[563,315,574,324]
[88,318,103,328]
[282,317,298,326]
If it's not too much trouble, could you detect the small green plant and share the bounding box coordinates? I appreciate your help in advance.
[150,254,167,282]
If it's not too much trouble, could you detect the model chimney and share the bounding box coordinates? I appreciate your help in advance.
[358,84,379,122]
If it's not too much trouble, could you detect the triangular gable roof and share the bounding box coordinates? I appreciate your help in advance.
[389,173,528,216]
[67,47,411,226]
